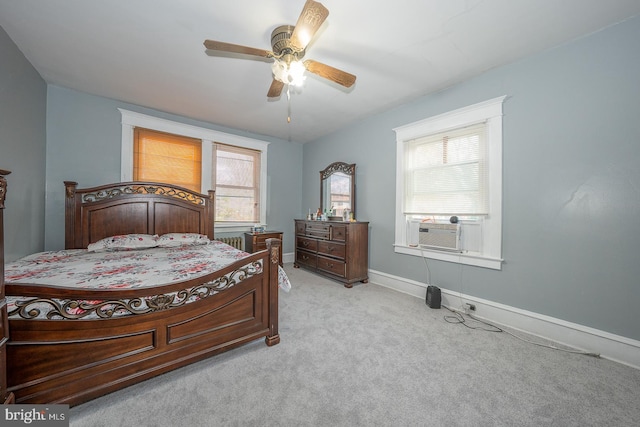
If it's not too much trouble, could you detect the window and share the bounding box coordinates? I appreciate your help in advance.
[120,109,269,230]
[133,128,202,192]
[393,96,505,269]
[213,143,260,222]
[405,123,487,216]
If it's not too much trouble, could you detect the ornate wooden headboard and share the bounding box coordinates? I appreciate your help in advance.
[64,181,215,249]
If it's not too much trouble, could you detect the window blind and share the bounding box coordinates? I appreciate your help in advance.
[404,122,488,215]
[133,128,202,192]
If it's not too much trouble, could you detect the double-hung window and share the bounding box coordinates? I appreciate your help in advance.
[394,96,505,269]
[213,143,261,223]
[120,109,268,229]
[404,123,488,217]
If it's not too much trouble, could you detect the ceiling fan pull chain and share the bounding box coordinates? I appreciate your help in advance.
[287,85,292,123]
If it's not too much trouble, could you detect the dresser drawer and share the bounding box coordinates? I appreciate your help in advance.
[330,224,347,242]
[296,236,318,252]
[244,231,283,266]
[305,222,331,239]
[295,221,306,235]
[296,250,317,268]
[317,255,346,277]
[251,232,282,250]
[318,240,346,260]
[253,241,267,251]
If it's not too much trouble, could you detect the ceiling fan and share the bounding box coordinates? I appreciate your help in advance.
[203,0,356,98]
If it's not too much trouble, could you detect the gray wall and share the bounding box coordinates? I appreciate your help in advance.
[0,25,47,261]
[303,16,640,341]
[45,86,303,254]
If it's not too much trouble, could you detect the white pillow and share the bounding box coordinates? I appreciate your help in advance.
[157,233,210,247]
[87,234,159,252]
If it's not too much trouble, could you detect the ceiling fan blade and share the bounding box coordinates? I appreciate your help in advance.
[204,40,273,58]
[267,79,285,98]
[304,60,356,88]
[290,0,329,51]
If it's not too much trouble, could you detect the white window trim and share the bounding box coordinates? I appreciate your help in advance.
[119,109,269,231]
[393,96,506,270]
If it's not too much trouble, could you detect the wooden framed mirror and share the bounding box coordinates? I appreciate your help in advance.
[320,162,356,220]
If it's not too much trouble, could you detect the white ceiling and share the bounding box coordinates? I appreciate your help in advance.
[1,0,639,143]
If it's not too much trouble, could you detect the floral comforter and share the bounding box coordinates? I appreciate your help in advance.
[5,240,291,319]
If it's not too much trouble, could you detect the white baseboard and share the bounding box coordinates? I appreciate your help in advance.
[283,252,294,264]
[368,269,640,370]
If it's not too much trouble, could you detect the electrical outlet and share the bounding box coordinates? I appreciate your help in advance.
[465,303,476,313]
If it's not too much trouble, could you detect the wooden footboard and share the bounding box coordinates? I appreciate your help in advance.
[6,239,280,406]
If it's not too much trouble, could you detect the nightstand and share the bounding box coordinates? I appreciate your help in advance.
[244,231,283,266]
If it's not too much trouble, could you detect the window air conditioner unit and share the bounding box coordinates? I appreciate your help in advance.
[418,223,461,251]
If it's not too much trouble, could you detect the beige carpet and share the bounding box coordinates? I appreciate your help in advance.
[69,264,640,426]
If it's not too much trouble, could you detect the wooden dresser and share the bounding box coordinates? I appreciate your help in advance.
[244,231,283,266]
[294,219,369,288]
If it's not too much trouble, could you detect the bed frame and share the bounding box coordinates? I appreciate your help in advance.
[0,174,281,406]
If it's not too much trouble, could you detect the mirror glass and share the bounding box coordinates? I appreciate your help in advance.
[320,162,355,220]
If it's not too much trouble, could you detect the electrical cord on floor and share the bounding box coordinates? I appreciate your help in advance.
[416,233,601,359]
[419,245,432,285]
[442,305,601,358]
[443,305,503,332]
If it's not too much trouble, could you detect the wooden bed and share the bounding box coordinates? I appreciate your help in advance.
[0,172,282,406]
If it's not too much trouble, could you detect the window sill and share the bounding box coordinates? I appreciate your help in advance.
[214,223,255,233]
[393,244,503,270]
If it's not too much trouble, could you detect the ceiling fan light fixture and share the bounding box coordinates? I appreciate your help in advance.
[272,58,306,87]
[294,30,312,50]
[204,1,354,99]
